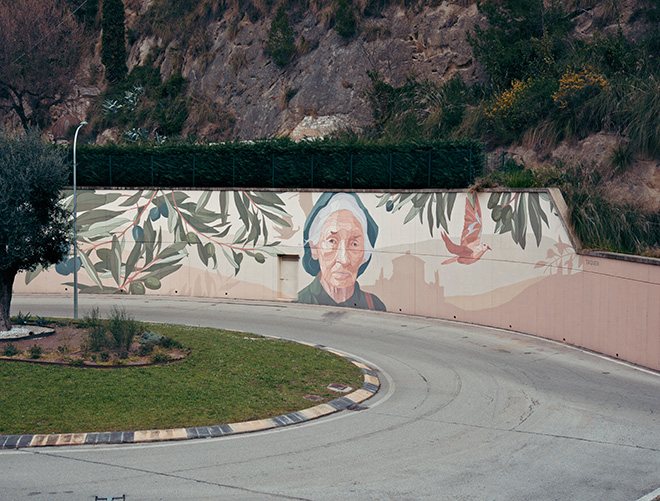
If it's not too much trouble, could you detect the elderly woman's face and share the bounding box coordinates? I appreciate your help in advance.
[311,209,365,290]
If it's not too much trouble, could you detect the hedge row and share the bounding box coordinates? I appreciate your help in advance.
[71,139,484,189]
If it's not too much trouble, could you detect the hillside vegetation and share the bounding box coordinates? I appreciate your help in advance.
[1,0,659,256]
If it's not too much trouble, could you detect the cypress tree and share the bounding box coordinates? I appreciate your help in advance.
[101,0,127,83]
[334,0,356,39]
[267,4,295,67]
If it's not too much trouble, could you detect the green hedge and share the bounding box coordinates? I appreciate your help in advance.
[70,139,483,189]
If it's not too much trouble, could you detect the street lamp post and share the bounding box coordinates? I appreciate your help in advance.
[72,121,87,320]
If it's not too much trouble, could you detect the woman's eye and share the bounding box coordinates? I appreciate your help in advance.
[328,238,337,245]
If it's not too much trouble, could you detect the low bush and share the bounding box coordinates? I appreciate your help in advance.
[3,344,19,357]
[28,345,43,360]
[150,349,171,363]
[138,343,154,356]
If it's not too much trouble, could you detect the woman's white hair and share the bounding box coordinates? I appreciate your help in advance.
[306,193,373,264]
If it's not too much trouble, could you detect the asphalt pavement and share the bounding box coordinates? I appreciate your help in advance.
[1,294,659,500]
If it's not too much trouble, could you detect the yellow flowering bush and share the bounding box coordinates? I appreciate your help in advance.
[485,77,557,137]
[553,69,607,109]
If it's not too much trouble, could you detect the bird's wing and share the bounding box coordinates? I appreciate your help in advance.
[441,231,470,256]
[460,195,483,247]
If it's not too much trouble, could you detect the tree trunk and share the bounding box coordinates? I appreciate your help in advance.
[0,269,16,332]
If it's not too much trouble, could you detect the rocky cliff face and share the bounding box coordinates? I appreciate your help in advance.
[122,1,484,141]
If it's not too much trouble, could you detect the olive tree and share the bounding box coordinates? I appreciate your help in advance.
[0,128,71,331]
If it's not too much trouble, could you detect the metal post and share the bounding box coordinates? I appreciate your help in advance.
[72,121,87,321]
[350,155,353,190]
[389,153,392,189]
[428,151,432,188]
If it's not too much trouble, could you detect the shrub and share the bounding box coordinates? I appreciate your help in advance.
[552,69,607,110]
[107,306,141,351]
[3,344,19,357]
[82,307,103,329]
[160,337,182,349]
[621,75,660,158]
[485,77,558,140]
[139,331,166,345]
[34,316,49,326]
[467,0,569,89]
[150,349,171,363]
[138,343,154,356]
[28,344,43,359]
[84,307,110,351]
[87,324,109,351]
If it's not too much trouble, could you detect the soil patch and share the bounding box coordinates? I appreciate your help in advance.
[0,323,186,368]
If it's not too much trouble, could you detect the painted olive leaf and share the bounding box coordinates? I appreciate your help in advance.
[490,192,551,250]
[43,188,291,293]
[119,190,143,207]
[385,191,552,251]
[381,192,456,234]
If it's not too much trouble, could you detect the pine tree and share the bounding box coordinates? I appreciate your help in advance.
[101,0,127,83]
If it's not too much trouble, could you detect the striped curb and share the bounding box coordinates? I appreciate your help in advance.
[0,342,379,449]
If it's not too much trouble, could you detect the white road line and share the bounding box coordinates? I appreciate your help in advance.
[637,487,660,501]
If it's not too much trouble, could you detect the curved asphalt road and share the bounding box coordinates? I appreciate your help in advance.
[2,294,659,500]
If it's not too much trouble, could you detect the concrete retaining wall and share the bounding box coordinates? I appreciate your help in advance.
[15,188,660,371]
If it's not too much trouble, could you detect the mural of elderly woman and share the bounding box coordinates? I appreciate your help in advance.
[296,193,386,311]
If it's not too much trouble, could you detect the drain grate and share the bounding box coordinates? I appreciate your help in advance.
[327,383,352,393]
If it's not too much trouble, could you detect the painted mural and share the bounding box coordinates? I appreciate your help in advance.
[24,189,293,295]
[20,188,572,309]
[16,188,660,371]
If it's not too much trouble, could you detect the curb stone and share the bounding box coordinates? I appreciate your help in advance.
[0,340,379,449]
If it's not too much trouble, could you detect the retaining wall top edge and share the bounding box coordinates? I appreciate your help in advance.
[580,250,660,266]
[64,186,554,194]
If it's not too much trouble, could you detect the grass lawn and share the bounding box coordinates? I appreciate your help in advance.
[0,323,364,435]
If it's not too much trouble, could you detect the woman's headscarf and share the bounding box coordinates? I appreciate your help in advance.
[302,192,379,278]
